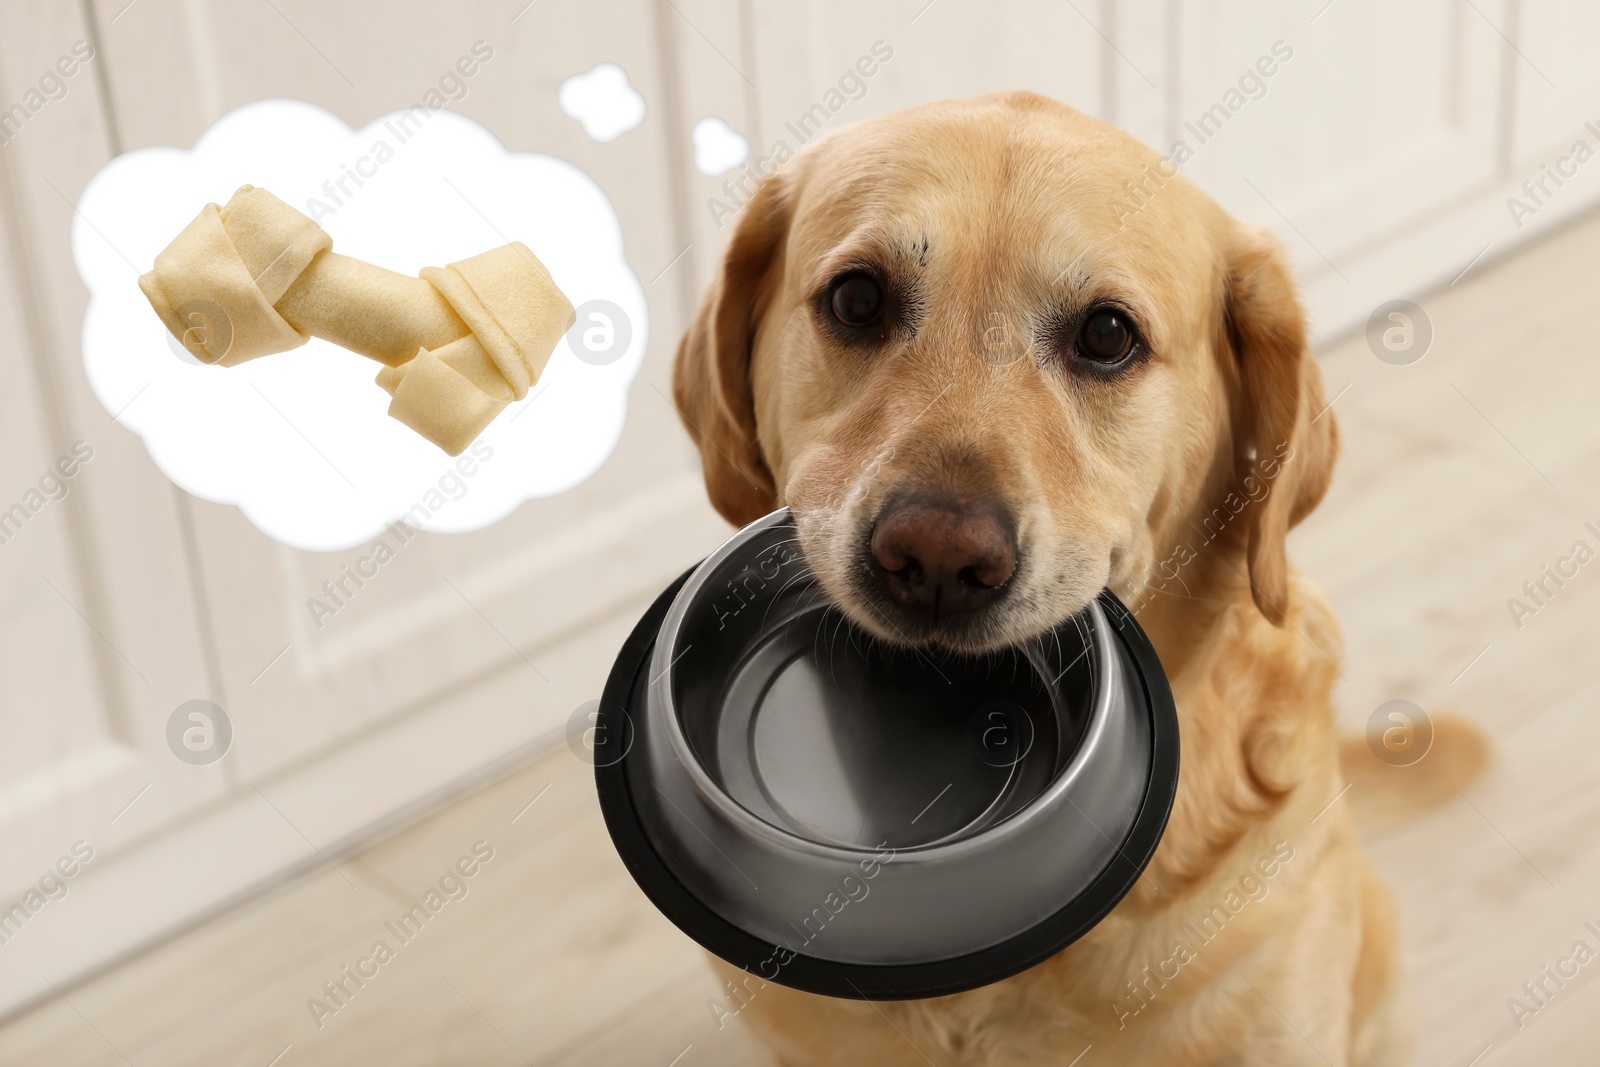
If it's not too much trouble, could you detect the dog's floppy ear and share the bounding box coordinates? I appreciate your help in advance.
[1226,225,1338,627]
[672,175,791,526]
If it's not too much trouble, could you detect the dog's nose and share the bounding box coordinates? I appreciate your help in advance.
[869,496,1017,617]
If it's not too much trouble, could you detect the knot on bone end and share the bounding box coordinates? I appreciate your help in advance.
[377,336,515,455]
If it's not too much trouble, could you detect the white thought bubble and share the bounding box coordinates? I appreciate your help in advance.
[558,63,646,143]
[692,115,750,177]
[73,99,646,552]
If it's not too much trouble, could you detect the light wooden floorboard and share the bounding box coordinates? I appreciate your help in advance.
[0,745,774,1067]
[5,209,1600,1066]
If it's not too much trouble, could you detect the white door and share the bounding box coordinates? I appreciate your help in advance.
[0,0,728,1017]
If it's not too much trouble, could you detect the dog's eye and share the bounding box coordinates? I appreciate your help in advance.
[829,273,884,328]
[1078,309,1135,363]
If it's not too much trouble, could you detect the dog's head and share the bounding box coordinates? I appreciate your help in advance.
[674,92,1336,653]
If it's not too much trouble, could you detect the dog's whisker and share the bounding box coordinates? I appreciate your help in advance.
[763,570,822,629]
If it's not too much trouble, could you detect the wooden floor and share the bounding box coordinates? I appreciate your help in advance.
[6,210,1600,1065]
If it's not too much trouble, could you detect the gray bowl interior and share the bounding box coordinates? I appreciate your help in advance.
[665,522,1097,851]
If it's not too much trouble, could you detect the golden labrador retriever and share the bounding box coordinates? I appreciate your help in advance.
[672,91,1411,1066]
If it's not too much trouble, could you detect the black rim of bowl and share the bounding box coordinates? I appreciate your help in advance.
[593,567,1180,1001]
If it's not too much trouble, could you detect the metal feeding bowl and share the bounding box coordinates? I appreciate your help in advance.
[594,509,1178,1000]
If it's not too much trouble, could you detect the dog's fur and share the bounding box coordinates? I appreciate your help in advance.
[672,92,1421,1066]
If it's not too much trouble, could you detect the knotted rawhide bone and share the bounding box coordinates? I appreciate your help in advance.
[138,185,575,455]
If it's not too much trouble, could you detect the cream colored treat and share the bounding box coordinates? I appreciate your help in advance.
[138,184,575,455]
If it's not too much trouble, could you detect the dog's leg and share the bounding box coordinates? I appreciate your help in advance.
[1348,858,1413,1067]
